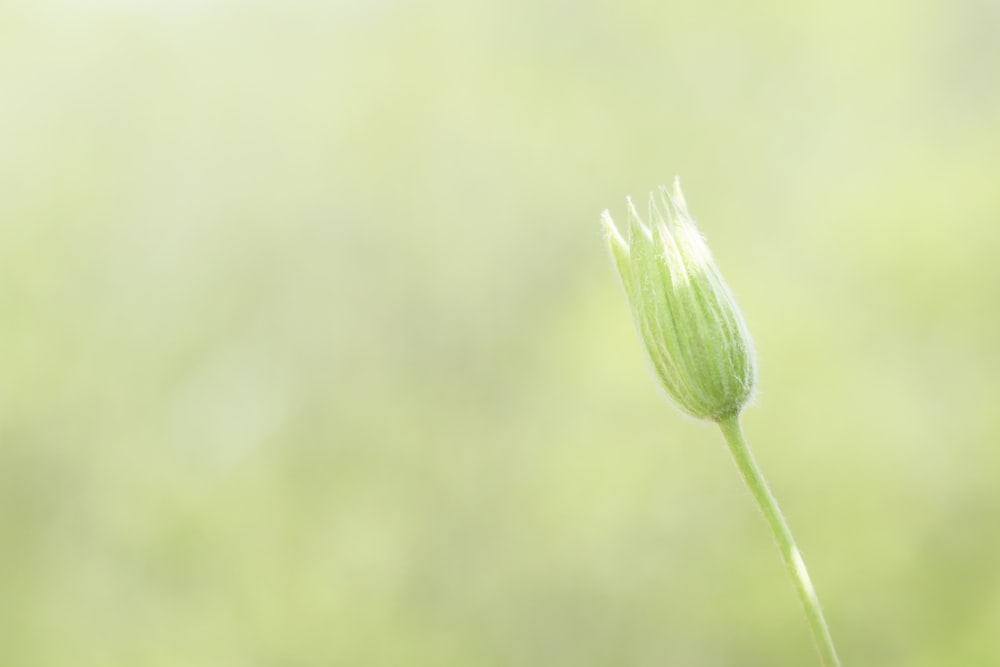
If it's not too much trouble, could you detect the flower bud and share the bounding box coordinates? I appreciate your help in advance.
[602,178,756,421]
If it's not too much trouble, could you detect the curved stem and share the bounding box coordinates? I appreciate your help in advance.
[716,414,842,667]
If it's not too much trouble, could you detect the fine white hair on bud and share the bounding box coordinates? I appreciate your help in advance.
[602,178,757,421]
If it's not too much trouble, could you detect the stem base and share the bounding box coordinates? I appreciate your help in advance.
[716,415,842,667]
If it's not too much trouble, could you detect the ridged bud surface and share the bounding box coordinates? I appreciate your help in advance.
[602,179,756,421]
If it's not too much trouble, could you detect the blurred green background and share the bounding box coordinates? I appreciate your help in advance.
[2,0,1000,665]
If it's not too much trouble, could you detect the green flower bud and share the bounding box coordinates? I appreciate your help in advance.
[602,178,756,421]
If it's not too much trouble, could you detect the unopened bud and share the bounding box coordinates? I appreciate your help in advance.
[602,178,756,421]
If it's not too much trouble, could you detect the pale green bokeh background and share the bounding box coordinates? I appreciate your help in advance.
[3,0,1000,665]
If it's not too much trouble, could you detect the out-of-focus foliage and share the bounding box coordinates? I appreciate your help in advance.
[2,0,1000,665]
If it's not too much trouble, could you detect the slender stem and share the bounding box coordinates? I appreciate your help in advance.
[716,414,842,667]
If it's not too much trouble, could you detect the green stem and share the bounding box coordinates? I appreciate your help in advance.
[716,414,842,667]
